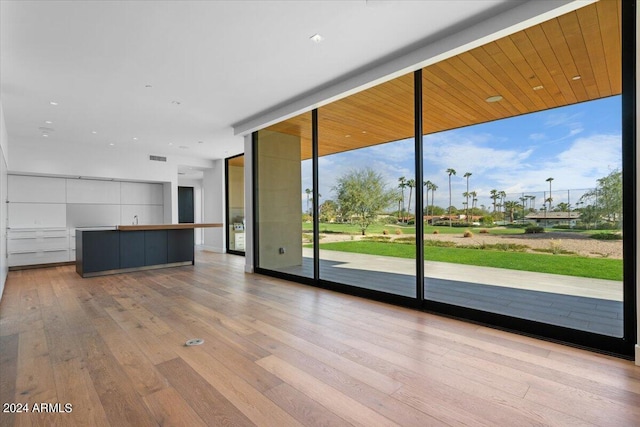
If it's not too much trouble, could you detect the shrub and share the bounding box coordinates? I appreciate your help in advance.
[382,229,389,235]
[432,230,439,234]
[479,229,489,234]
[480,216,494,225]
[395,236,418,245]
[549,239,563,254]
[378,216,400,224]
[552,224,572,230]
[590,232,622,240]
[463,230,473,238]
[395,228,403,235]
[459,242,528,252]
[362,236,391,243]
[424,239,455,247]
[525,226,545,234]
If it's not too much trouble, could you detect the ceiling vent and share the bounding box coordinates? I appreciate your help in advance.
[149,155,167,162]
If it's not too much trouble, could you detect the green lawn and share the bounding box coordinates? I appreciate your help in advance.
[313,241,622,281]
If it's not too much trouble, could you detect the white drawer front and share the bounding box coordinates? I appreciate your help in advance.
[8,228,67,239]
[8,236,68,252]
[9,250,70,267]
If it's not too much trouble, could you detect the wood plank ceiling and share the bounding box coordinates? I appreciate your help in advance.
[265,0,621,160]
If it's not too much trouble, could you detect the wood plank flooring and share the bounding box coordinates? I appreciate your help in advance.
[0,251,638,426]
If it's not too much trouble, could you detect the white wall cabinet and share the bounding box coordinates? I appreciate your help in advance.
[8,175,66,203]
[66,179,120,204]
[7,175,166,267]
[8,203,66,228]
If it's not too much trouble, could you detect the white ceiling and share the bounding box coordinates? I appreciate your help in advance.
[1,0,526,164]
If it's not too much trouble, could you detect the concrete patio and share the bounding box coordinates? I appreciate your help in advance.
[272,249,623,337]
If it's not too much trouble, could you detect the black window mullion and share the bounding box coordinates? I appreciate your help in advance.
[414,69,424,301]
[312,109,320,281]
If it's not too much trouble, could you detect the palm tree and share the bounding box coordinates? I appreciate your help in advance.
[490,189,498,212]
[398,177,407,223]
[305,188,312,214]
[499,191,507,220]
[406,179,416,221]
[519,196,527,221]
[430,183,438,222]
[462,191,470,220]
[471,191,478,212]
[424,180,432,217]
[446,168,456,226]
[504,200,519,223]
[463,172,472,219]
[546,177,554,210]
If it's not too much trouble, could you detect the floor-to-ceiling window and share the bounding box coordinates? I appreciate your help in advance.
[252,0,634,357]
[226,154,245,255]
[421,0,625,338]
[317,74,416,297]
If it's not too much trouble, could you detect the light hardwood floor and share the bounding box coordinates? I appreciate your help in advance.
[0,251,638,426]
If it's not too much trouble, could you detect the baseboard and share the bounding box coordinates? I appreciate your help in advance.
[635,344,640,366]
[244,264,254,273]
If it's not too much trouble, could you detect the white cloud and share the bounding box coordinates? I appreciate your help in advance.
[423,132,532,174]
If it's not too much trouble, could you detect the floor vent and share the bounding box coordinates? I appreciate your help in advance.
[149,155,167,162]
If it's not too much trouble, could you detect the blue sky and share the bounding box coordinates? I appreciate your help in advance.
[302,96,622,211]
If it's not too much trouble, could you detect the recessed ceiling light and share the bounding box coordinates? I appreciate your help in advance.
[345,134,351,138]
[42,134,49,137]
[310,33,324,43]
[49,101,58,106]
[132,137,138,141]
[532,85,544,91]
[362,131,367,134]
[109,143,115,146]
[485,95,503,103]
[45,120,52,124]
[91,131,97,134]
[168,142,173,146]
[572,75,581,80]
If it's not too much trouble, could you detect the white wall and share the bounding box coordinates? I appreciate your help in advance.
[0,103,8,301]
[202,160,225,252]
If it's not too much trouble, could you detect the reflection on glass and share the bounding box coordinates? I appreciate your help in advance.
[256,112,313,278]
[227,155,245,253]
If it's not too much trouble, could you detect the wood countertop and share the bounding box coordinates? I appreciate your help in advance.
[116,223,223,231]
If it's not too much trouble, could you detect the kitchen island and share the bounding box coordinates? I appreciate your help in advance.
[76,223,222,277]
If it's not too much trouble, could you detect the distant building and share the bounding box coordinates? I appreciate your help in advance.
[525,211,581,226]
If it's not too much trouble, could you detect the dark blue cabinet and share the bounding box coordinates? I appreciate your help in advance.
[76,228,194,277]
